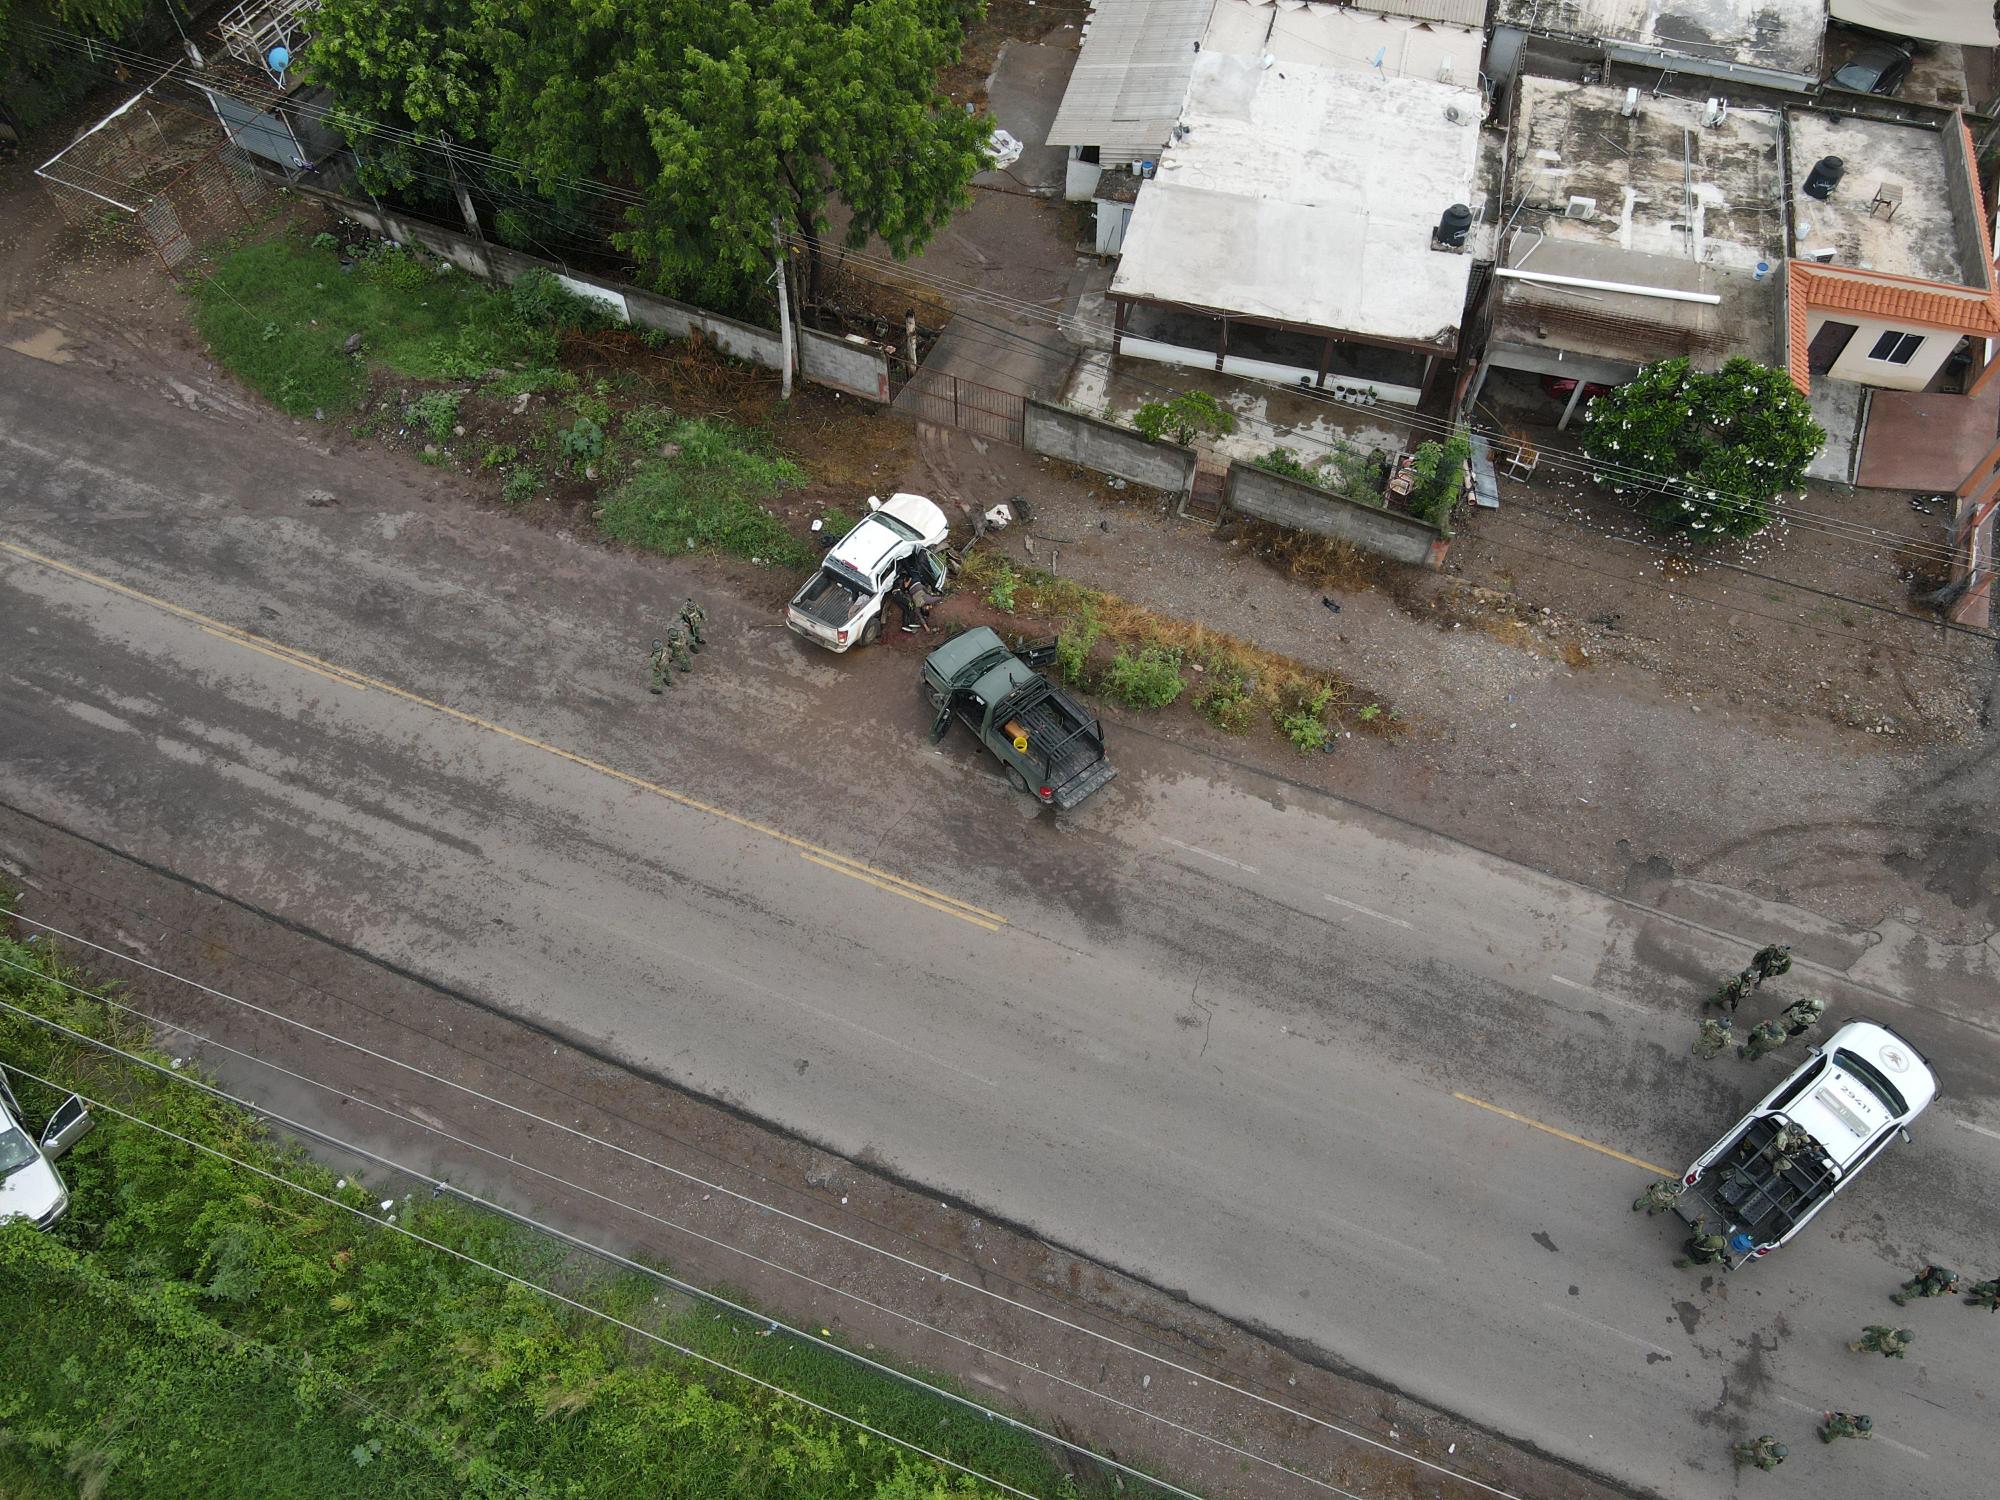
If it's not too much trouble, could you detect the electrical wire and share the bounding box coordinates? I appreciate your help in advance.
[4,908,1533,1500]
[0,1055,1057,1500]
[0,948,1376,1500]
[25,13,1990,564]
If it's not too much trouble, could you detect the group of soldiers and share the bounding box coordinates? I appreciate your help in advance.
[1722,1262,2000,1472]
[1692,944,1824,1062]
[647,598,709,694]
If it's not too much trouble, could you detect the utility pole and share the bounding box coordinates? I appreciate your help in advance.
[441,135,484,244]
[773,216,794,400]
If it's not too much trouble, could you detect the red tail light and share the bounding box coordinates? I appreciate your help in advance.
[836,628,848,644]
[1038,786,1053,801]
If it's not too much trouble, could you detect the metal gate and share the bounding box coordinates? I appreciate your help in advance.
[889,371,1025,445]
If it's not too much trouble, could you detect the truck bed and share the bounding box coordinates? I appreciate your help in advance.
[1675,1114,1836,1261]
[1014,692,1099,789]
[791,569,866,627]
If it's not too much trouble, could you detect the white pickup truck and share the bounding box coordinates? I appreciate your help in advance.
[786,493,949,652]
[1673,1018,1935,1266]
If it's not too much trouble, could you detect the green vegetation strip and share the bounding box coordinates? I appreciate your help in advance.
[961,553,1396,752]
[0,917,1096,1499]
[598,418,811,568]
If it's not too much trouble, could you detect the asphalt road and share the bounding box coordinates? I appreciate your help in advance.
[3,352,1997,1500]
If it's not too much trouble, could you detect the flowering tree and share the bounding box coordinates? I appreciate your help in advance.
[1579,357,1824,540]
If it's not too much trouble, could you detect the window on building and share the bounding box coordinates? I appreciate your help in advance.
[1868,331,1924,365]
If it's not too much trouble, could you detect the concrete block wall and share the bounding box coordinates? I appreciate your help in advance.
[1224,464,1443,568]
[296,186,885,398]
[1023,399,1195,492]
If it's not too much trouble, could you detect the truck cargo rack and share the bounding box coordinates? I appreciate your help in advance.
[1675,1114,1837,1260]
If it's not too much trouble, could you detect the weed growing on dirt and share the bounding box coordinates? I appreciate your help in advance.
[597,418,810,565]
[501,466,539,504]
[559,416,607,469]
[480,443,519,469]
[984,562,1021,610]
[405,390,461,444]
[487,365,578,399]
[0,913,1095,1500]
[1195,669,1256,733]
[1055,618,1100,687]
[1103,645,1185,709]
[1278,684,1335,754]
[618,405,678,452]
[192,233,554,418]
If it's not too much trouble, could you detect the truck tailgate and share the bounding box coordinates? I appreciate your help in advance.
[1053,759,1117,810]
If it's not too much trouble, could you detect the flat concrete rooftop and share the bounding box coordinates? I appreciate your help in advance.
[1785,112,1984,286]
[1512,76,1784,273]
[1493,0,1825,77]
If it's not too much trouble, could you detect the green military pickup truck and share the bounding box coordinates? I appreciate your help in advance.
[921,627,1116,811]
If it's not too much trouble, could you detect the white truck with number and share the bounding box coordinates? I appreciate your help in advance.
[785,493,950,652]
[1672,1018,1935,1267]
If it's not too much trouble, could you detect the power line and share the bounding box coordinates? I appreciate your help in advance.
[0,946,1368,1500]
[5,907,1532,1500]
[0,991,1192,1499]
[0,1054,1055,1500]
[33,17,1983,570]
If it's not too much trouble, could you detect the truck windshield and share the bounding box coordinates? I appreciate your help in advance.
[1832,1050,1909,1117]
[0,1123,37,1175]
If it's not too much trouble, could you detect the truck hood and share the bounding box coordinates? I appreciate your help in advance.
[1784,1022,1934,1168]
[0,1154,66,1227]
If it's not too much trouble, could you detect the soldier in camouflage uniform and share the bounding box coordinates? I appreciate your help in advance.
[1633,1179,1685,1215]
[1779,994,1825,1037]
[1965,1278,2000,1311]
[1848,1325,1914,1358]
[648,639,673,695]
[663,621,694,675]
[678,597,707,650]
[1819,1412,1871,1442]
[1750,944,1793,985]
[1891,1264,1958,1306]
[1732,1435,1787,1471]
[1707,971,1756,1013]
[1692,1016,1733,1059]
[1676,1226,1729,1268]
[1739,1018,1789,1062]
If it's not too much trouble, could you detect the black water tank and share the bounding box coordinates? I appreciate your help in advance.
[1435,203,1473,249]
[1804,156,1845,201]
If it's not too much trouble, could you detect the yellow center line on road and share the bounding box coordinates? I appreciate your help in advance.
[3,537,1006,931]
[799,854,1002,932]
[1452,1092,1676,1178]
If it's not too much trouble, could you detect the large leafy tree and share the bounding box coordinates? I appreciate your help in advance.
[1579,357,1825,540]
[306,0,989,309]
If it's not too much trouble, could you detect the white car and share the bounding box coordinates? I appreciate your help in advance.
[0,1075,93,1230]
[1674,1018,1935,1265]
[786,493,950,652]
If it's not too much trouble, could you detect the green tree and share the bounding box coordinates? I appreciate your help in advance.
[1579,357,1824,540]
[1403,432,1471,532]
[1,0,158,136]
[306,0,990,309]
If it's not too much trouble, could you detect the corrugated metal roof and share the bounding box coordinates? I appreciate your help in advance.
[1347,0,1488,24]
[1045,0,1219,153]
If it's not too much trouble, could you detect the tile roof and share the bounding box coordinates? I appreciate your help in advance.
[1784,118,2000,393]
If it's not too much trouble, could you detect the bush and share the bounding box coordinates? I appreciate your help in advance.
[619,405,678,451]
[1103,645,1185,709]
[1132,390,1235,446]
[1278,685,1334,753]
[1055,619,1100,687]
[509,267,612,332]
[502,466,539,504]
[357,243,432,293]
[984,563,1020,610]
[559,416,606,468]
[480,443,519,469]
[404,390,461,444]
[1580,356,1825,540]
[1403,433,1471,533]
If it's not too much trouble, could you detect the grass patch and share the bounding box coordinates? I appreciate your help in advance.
[191,234,560,419]
[0,913,1101,1499]
[597,418,810,566]
[959,551,1398,748]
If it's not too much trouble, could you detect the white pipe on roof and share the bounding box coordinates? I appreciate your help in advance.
[1494,267,1721,304]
